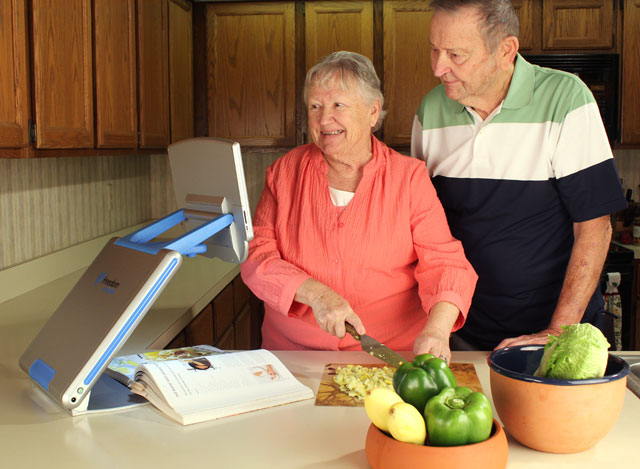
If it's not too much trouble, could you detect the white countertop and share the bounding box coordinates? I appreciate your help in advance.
[1,346,639,468]
[1,234,639,468]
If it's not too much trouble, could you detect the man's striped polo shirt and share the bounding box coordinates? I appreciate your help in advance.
[411,54,626,349]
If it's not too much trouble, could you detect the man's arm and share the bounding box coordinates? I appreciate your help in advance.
[495,214,612,349]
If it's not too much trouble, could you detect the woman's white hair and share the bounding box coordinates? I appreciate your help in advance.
[303,51,387,131]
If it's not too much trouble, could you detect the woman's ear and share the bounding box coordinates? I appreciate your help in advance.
[370,98,381,128]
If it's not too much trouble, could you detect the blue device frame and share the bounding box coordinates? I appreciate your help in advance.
[115,209,234,256]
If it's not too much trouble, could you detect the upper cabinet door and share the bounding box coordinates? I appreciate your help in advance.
[138,0,170,149]
[169,0,194,144]
[94,0,138,148]
[32,0,94,148]
[542,0,614,50]
[382,1,438,147]
[621,0,640,145]
[512,0,541,52]
[206,2,295,147]
[305,1,374,71]
[0,0,29,148]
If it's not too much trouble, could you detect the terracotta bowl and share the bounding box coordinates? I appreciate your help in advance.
[488,345,630,454]
[365,419,508,469]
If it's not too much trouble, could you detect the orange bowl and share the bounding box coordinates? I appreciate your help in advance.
[365,419,508,469]
[489,346,630,454]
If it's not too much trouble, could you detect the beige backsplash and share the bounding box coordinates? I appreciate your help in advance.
[0,149,282,271]
[1,147,638,272]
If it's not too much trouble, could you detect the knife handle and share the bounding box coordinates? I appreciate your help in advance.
[345,322,361,340]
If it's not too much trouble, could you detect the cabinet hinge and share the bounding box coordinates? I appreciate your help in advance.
[28,120,36,145]
[138,131,142,145]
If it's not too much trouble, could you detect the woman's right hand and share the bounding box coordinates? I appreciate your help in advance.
[295,278,365,338]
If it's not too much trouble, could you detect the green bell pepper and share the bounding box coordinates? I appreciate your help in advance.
[424,386,493,446]
[392,353,457,412]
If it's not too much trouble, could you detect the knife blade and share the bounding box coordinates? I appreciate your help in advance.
[345,323,407,368]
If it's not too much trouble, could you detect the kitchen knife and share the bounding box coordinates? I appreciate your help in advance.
[345,323,407,368]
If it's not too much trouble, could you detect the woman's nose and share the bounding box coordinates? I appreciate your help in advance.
[319,107,334,123]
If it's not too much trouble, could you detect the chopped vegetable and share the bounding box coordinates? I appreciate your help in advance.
[333,365,395,400]
[534,323,610,380]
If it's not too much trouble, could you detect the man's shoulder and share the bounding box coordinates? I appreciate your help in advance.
[531,64,596,108]
[415,85,469,131]
[417,85,448,113]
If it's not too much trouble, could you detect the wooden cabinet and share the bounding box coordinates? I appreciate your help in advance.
[512,0,540,51]
[1,0,186,156]
[94,0,138,149]
[382,0,437,146]
[200,1,625,149]
[621,0,640,145]
[169,0,194,143]
[205,2,295,147]
[542,0,614,50]
[166,274,264,350]
[184,303,214,345]
[515,0,615,53]
[213,283,235,343]
[305,1,374,70]
[0,0,29,148]
[32,0,94,149]
[138,0,170,149]
[234,304,252,350]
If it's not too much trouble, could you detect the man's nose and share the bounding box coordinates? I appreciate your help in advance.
[431,52,450,78]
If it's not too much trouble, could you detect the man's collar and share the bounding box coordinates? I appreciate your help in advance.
[447,93,466,114]
[502,53,534,109]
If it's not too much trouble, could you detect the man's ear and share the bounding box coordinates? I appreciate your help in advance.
[499,36,519,69]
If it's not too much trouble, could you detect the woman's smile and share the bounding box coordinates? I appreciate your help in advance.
[307,74,379,163]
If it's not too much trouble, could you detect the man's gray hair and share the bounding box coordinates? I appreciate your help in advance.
[303,51,387,131]
[429,0,519,52]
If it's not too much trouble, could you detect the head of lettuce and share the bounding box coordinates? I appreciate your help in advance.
[534,323,610,380]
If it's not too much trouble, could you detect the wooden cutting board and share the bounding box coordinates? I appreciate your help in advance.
[315,362,482,407]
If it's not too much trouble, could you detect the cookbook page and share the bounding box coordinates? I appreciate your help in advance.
[106,345,223,385]
[134,349,313,415]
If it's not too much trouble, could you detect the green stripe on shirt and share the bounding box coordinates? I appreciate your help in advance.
[416,54,597,129]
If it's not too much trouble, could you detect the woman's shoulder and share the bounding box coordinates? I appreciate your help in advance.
[269,143,318,172]
[374,138,427,174]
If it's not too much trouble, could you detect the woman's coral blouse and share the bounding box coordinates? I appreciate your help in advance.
[241,137,477,351]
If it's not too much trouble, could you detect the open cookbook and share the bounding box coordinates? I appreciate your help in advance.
[106,346,314,425]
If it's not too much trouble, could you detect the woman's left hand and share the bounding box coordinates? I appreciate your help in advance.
[412,301,461,363]
[413,329,451,364]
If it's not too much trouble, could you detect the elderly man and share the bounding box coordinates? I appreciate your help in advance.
[411,0,626,350]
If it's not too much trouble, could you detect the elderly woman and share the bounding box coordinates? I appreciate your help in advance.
[240,51,477,361]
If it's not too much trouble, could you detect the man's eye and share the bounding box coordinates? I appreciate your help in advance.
[450,53,465,64]
[310,104,320,109]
